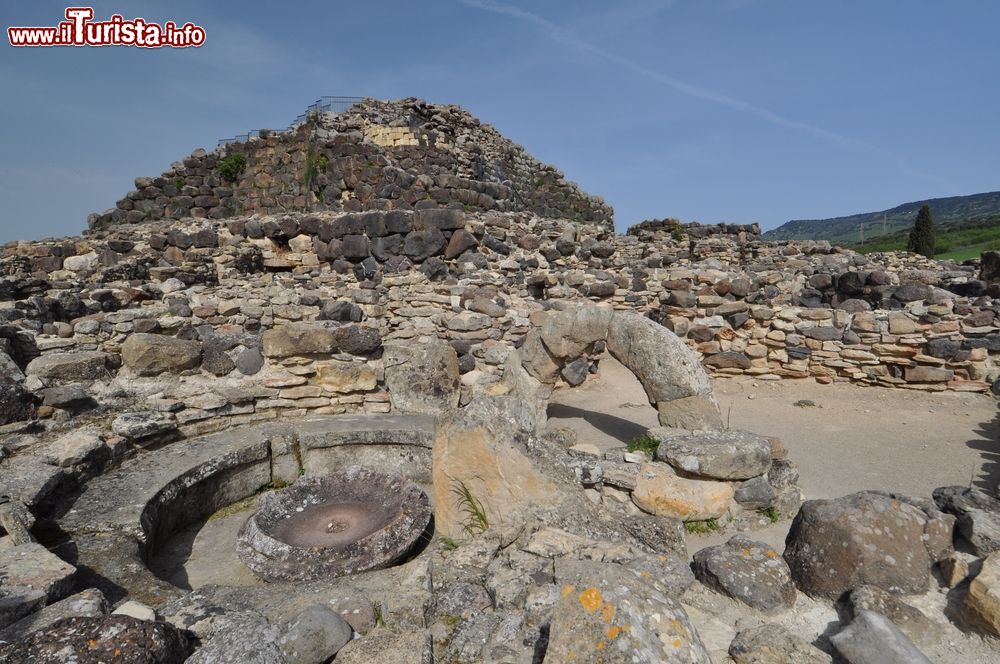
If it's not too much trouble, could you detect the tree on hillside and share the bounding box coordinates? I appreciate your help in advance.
[908,204,936,257]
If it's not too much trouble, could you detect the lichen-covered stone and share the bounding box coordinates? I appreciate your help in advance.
[692,535,796,612]
[546,559,709,663]
[0,615,193,663]
[784,492,937,599]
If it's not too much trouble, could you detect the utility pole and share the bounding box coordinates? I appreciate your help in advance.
[882,213,887,235]
[860,222,864,245]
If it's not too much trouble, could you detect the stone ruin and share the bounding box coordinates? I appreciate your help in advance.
[1,97,1000,662]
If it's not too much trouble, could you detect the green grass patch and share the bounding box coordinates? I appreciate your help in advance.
[759,506,781,523]
[684,518,721,534]
[440,536,461,551]
[627,433,660,459]
[850,213,1000,258]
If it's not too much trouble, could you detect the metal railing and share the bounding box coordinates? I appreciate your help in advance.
[216,96,364,149]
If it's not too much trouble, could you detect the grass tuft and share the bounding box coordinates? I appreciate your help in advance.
[451,478,489,536]
[759,506,781,523]
[684,518,721,535]
[627,433,660,459]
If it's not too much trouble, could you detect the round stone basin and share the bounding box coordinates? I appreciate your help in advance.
[236,467,431,582]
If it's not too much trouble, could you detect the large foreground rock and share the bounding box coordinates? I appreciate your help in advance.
[783,492,943,599]
[964,550,1000,637]
[0,615,193,663]
[336,627,433,664]
[277,604,352,664]
[692,535,796,612]
[432,396,557,538]
[121,333,202,376]
[0,542,77,629]
[0,588,108,642]
[845,585,942,647]
[185,610,282,664]
[652,429,772,480]
[547,559,709,663]
[829,610,931,664]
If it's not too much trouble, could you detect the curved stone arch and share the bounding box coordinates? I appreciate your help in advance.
[508,305,723,431]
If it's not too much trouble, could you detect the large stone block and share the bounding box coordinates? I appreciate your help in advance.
[432,396,556,539]
[383,339,459,415]
[631,463,734,521]
[652,429,772,480]
[784,492,938,599]
[121,333,202,376]
[25,351,109,383]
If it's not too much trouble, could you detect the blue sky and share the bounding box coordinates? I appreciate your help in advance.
[2,0,998,242]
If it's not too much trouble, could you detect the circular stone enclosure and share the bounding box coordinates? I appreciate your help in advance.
[236,467,431,582]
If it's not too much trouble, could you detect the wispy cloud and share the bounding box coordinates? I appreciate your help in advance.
[460,0,953,189]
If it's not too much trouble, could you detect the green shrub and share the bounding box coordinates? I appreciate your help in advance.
[217,153,247,182]
[627,433,660,459]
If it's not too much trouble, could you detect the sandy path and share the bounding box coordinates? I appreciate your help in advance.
[548,354,1000,552]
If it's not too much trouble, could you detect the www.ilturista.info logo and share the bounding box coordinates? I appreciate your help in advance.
[8,7,206,48]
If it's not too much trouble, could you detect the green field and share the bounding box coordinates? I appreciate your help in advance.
[849,214,1000,261]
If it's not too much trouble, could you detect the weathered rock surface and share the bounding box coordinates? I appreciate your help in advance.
[845,585,941,647]
[631,462,734,521]
[278,604,353,664]
[335,627,432,664]
[547,559,709,663]
[0,588,108,643]
[964,550,1000,637]
[783,492,940,599]
[121,333,202,376]
[0,542,76,629]
[383,339,459,415]
[433,396,557,538]
[692,534,796,612]
[25,351,108,382]
[0,376,35,424]
[0,615,193,663]
[652,429,772,480]
[728,623,830,664]
[933,485,1000,555]
[184,611,280,664]
[829,610,932,664]
[262,323,336,358]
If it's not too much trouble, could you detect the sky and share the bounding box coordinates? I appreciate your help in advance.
[2,0,998,242]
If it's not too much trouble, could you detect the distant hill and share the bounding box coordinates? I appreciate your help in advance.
[763,191,1000,244]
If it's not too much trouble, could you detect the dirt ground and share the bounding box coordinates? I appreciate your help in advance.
[549,354,1000,500]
